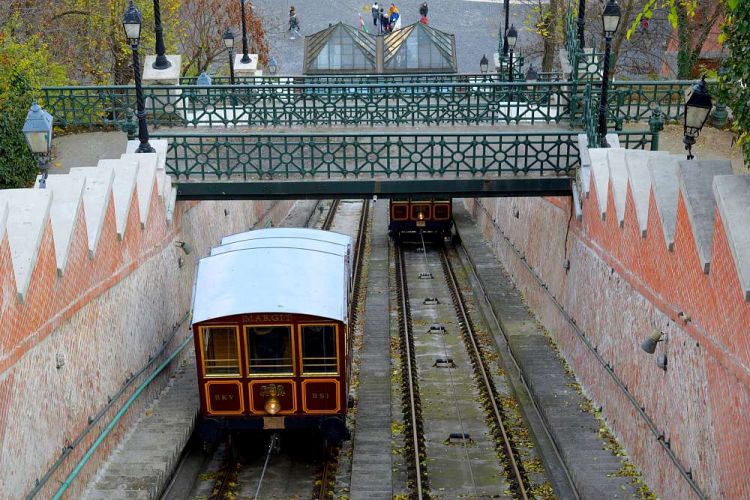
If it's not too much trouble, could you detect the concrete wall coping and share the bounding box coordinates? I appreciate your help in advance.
[625,150,668,237]
[0,189,53,301]
[98,159,138,239]
[607,148,628,226]
[68,167,115,257]
[581,139,749,301]
[119,152,157,228]
[589,148,610,219]
[713,174,750,301]
[0,141,176,307]
[677,160,733,274]
[648,154,681,251]
[43,175,86,275]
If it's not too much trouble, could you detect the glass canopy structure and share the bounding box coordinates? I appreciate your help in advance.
[304,22,457,74]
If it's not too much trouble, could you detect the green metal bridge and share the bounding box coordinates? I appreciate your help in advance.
[41,13,696,199]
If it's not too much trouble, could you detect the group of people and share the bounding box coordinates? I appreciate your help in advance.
[370,2,428,34]
[289,2,430,40]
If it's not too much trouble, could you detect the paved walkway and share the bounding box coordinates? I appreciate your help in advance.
[349,201,393,499]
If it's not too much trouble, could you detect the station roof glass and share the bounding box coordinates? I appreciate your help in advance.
[304,22,456,74]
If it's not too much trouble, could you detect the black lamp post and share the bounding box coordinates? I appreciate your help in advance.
[507,25,518,83]
[152,0,171,69]
[240,0,251,64]
[123,0,155,154]
[597,0,621,148]
[577,0,586,48]
[22,101,54,188]
[480,54,489,75]
[502,0,510,56]
[223,29,236,84]
[683,75,712,160]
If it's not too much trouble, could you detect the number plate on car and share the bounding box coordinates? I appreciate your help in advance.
[263,416,285,429]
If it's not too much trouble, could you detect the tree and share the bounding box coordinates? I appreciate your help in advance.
[178,0,269,77]
[0,19,67,189]
[721,0,750,163]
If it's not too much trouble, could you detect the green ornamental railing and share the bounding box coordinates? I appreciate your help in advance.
[152,131,585,180]
[564,11,606,81]
[178,73,554,86]
[42,82,575,129]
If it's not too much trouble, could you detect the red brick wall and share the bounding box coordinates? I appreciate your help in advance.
[465,174,750,499]
[0,179,294,498]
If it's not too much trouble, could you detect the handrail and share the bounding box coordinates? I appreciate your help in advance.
[51,333,194,499]
[26,314,189,499]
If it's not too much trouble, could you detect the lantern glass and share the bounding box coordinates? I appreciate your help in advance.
[602,0,622,36]
[22,102,53,155]
[122,1,143,45]
[223,30,235,50]
[684,105,711,134]
[683,76,712,135]
[480,55,489,74]
[507,26,518,49]
[25,131,50,155]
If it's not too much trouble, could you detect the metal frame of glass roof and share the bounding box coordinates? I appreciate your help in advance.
[304,22,457,74]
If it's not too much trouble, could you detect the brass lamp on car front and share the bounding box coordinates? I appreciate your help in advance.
[260,384,285,415]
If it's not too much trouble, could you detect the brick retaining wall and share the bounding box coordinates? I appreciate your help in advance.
[465,186,749,499]
[0,152,293,498]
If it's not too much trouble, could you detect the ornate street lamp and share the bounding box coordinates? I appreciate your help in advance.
[480,54,489,75]
[577,0,586,48]
[240,0,251,64]
[507,25,518,83]
[123,0,155,153]
[22,101,53,188]
[223,29,236,84]
[597,0,621,147]
[152,0,171,69]
[683,75,712,160]
[502,0,510,56]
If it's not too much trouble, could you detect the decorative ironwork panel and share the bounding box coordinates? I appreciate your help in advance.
[152,131,582,181]
[43,82,574,129]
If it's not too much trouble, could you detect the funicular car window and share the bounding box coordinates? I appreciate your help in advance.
[201,326,240,376]
[300,324,338,374]
[246,325,294,375]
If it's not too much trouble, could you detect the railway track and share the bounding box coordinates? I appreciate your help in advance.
[189,199,369,500]
[394,238,548,499]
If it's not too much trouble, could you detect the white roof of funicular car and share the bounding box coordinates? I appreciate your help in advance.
[192,229,351,325]
[222,227,351,250]
[210,237,349,258]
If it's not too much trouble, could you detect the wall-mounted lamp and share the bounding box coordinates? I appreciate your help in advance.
[174,241,192,255]
[640,330,666,354]
[656,354,668,371]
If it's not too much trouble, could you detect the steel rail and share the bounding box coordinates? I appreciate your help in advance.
[321,200,340,230]
[395,245,425,499]
[455,242,581,499]
[439,247,530,499]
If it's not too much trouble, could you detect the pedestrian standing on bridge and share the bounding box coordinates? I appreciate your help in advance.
[289,6,301,40]
[372,2,380,27]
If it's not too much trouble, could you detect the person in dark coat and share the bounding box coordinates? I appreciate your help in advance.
[419,2,428,17]
[372,2,380,27]
[380,9,390,34]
